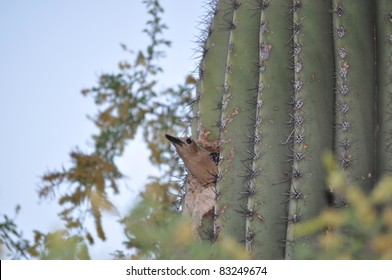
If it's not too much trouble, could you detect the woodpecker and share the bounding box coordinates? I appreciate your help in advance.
[165,134,219,186]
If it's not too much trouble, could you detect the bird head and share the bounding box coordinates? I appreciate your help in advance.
[165,134,199,160]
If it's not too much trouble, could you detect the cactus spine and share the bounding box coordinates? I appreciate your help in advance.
[189,0,392,259]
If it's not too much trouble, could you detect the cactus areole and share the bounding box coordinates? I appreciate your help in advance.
[185,0,392,259]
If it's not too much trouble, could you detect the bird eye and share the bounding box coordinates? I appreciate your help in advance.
[186,138,192,144]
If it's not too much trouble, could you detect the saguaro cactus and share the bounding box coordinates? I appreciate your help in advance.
[188,0,392,259]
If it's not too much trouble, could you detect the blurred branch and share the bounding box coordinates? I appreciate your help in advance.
[4,0,197,259]
[0,206,30,259]
[36,0,194,247]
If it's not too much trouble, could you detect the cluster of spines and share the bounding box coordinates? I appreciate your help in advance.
[244,0,272,257]
[284,0,337,259]
[244,24,267,249]
[332,0,375,194]
[215,0,261,246]
[333,2,354,174]
[242,0,295,259]
[283,1,306,256]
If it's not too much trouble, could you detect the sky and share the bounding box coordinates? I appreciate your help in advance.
[0,0,203,259]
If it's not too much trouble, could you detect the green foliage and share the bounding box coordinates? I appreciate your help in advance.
[294,152,392,259]
[0,206,30,259]
[0,207,90,260]
[35,0,193,251]
[119,182,247,260]
[1,0,194,259]
[28,230,90,260]
[40,151,121,242]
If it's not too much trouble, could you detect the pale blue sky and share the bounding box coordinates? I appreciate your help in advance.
[0,0,203,259]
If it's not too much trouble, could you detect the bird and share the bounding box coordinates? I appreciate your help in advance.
[165,134,219,186]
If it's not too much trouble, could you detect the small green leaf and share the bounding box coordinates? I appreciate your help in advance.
[136,51,146,66]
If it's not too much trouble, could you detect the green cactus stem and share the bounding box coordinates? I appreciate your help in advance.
[184,0,387,259]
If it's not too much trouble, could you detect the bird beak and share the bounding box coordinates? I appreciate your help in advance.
[165,134,184,146]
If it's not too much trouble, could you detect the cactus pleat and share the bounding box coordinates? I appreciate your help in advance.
[332,0,375,194]
[215,0,261,243]
[284,0,335,259]
[376,1,392,175]
[246,0,292,259]
[188,0,388,259]
[196,0,234,140]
